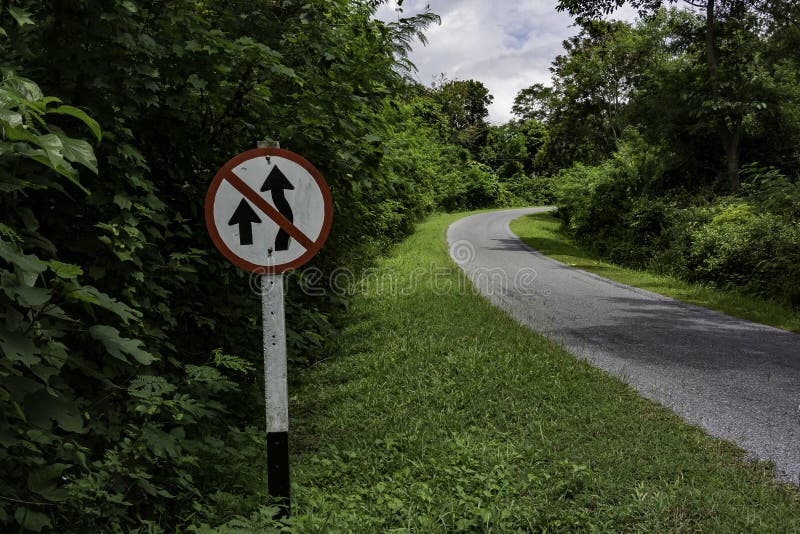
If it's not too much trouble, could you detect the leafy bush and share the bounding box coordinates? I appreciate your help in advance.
[683,202,800,302]
[0,75,108,532]
[554,161,627,247]
[553,133,800,306]
[504,173,557,205]
[377,103,454,225]
[438,161,506,211]
[742,163,800,218]
[554,130,669,259]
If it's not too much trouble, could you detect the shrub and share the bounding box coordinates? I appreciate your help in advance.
[554,160,637,260]
[552,133,800,307]
[504,173,557,205]
[439,161,505,211]
[684,202,800,303]
[741,163,800,219]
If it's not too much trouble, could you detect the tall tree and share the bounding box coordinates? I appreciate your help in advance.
[512,83,556,122]
[525,18,666,170]
[429,76,494,155]
[557,0,798,191]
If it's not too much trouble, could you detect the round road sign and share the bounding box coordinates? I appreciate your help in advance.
[205,148,332,273]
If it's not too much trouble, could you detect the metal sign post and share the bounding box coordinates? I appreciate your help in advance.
[262,252,290,515]
[205,140,332,518]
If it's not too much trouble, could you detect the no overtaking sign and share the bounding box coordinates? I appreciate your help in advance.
[205,145,333,517]
[205,148,332,273]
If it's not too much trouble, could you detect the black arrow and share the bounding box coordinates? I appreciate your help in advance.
[261,165,295,251]
[228,198,262,246]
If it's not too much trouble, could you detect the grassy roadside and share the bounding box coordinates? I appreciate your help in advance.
[273,211,800,531]
[510,211,800,333]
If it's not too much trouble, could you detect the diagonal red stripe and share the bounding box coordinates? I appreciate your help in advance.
[223,171,315,250]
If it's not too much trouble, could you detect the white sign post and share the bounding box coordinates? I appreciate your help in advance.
[205,142,332,517]
[261,254,290,515]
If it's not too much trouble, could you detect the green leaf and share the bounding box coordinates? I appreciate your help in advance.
[140,424,186,461]
[34,132,66,167]
[185,40,203,52]
[65,283,138,323]
[18,208,39,232]
[23,131,95,191]
[48,105,102,141]
[88,325,156,365]
[137,477,175,498]
[29,153,89,194]
[0,241,48,273]
[212,348,255,374]
[0,329,40,366]
[8,6,35,27]
[48,260,83,279]
[1,280,51,307]
[18,266,39,287]
[2,123,39,145]
[28,463,70,500]
[270,64,297,78]
[57,134,98,174]
[24,390,84,432]
[5,76,43,103]
[14,507,51,533]
[113,193,132,210]
[0,241,47,274]
[118,143,148,167]
[187,74,207,90]
[0,109,23,128]
[129,375,176,398]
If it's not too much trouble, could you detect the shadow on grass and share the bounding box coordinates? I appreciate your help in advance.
[520,237,581,257]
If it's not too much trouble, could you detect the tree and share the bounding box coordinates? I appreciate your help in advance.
[480,119,546,179]
[512,83,556,122]
[557,0,800,191]
[526,18,667,170]
[429,76,494,155]
[381,7,441,76]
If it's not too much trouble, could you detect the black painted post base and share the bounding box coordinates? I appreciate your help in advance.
[267,431,290,518]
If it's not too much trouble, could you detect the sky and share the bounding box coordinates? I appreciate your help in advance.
[375,0,638,124]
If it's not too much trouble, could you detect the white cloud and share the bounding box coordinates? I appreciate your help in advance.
[376,0,639,124]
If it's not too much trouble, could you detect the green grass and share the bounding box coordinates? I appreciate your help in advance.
[268,211,800,531]
[510,211,800,333]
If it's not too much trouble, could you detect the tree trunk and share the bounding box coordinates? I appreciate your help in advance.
[704,0,741,192]
[723,124,742,192]
[705,0,717,83]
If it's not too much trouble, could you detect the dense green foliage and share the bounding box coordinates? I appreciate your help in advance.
[0,1,510,531]
[380,95,508,213]
[554,135,800,305]
[507,4,800,307]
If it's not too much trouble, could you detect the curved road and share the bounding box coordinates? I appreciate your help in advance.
[448,208,800,483]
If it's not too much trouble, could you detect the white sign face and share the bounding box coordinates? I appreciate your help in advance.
[205,149,332,273]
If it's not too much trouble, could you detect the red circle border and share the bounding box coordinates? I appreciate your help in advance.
[205,148,333,274]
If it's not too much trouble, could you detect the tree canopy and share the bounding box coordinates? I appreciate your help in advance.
[557,0,800,190]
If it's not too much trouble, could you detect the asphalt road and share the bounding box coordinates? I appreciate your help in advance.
[448,207,800,483]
